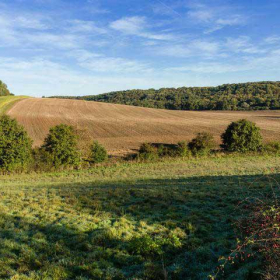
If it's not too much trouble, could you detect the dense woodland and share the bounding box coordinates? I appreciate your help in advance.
[51,82,280,111]
[0,80,12,96]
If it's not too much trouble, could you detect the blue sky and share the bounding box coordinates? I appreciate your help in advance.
[0,0,280,97]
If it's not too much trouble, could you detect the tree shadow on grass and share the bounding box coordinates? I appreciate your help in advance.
[0,173,279,279]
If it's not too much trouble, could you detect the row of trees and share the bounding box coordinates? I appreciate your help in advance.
[138,119,278,160]
[0,116,107,172]
[51,82,280,111]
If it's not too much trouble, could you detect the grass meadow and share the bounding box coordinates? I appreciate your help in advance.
[0,155,280,279]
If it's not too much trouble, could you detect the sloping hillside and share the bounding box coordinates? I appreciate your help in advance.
[7,98,280,155]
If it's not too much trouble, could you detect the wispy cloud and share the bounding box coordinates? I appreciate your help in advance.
[66,20,107,34]
[148,39,220,58]
[110,16,175,40]
[186,2,247,34]
[224,36,268,54]
[68,49,152,73]
[165,44,280,74]
[265,36,280,44]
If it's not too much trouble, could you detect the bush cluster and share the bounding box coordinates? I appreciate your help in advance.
[138,141,194,161]
[0,115,278,171]
[138,119,273,160]
[0,116,108,173]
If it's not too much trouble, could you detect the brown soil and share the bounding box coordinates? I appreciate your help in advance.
[7,98,280,155]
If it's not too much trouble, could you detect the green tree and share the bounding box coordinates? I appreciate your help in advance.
[0,80,12,96]
[41,124,80,168]
[188,132,215,156]
[89,141,108,163]
[0,115,32,172]
[221,119,263,152]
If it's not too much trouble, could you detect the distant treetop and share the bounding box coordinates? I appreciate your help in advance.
[0,80,12,96]
[49,81,280,111]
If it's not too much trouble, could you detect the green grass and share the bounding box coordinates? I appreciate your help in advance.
[0,155,280,279]
[0,95,29,115]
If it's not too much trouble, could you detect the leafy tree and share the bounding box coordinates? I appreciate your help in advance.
[0,80,12,96]
[0,115,32,172]
[188,132,215,156]
[221,119,263,152]
[89,141,108,164]
[41,124,80,168]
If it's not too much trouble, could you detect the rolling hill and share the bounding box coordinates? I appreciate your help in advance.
[6,97,280,155]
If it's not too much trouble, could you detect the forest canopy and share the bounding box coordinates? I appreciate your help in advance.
[50,82,280,111]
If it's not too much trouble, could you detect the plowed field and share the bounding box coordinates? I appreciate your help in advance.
[7,98,280,155]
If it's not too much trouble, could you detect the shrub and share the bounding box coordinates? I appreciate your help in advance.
[31,148,55,172]
[138,143,158,161]
[157,144,171,157]
[89,141,108,164]
[221,119,263,153]
[237,199,280,279]
[176,141,191,157]
[157,144,178,157]
[263,141,280,155]
[0,115,33,172]
[41,124,80,169]
[188,132,215,156]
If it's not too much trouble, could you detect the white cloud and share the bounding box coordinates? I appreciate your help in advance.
[186,3,247,34]
[165,47,280,74]
[149,40,220,58]
[67,49,152,73]
[0,13,50,31]
[0,14,93,50]
[79,57,151,73]
[110,16,145,34]
[67,20,107,34]
[14,16,50,30]
[188,10,213,22]
[225,36,267,54]
[110,16,174,41]
[265,36,280,44]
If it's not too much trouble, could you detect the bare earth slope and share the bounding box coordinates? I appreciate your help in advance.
[7,98,280,155]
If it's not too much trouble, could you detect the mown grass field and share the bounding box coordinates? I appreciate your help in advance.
[0,155,280,279]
